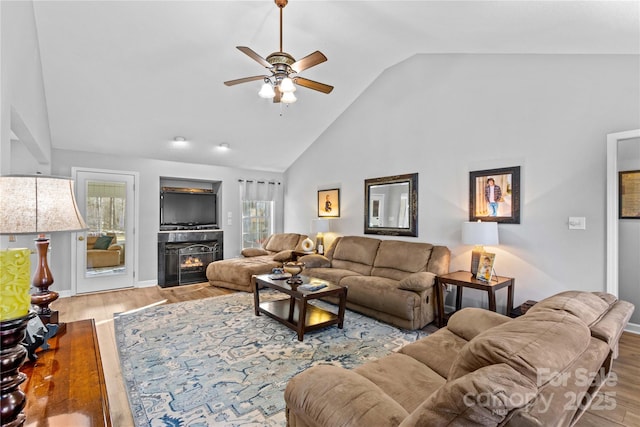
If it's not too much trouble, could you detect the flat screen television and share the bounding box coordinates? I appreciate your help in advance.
[161,191,217,229]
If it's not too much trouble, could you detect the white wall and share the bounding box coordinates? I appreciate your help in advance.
[0,1,51,174]
[52,148,286,291]
[618,138,640,325]
[285,54,640,311]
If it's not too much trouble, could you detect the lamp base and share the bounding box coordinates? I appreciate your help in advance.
[0,312,36,427]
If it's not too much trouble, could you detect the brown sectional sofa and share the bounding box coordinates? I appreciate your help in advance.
[205,233,307,292]
[300,236,450,330]
[86,233,123,268]
[284,290,634,427]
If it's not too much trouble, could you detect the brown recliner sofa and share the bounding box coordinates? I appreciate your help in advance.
[206,233,307,292]
[284,290,634,427]
[299,236,450,330]
[86,233,123,268]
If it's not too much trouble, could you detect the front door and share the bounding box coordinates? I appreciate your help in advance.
[74,169,136,293]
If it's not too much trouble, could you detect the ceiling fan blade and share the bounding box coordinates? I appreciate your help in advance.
[237,46,271,68]
[224,75,266,86]
[291,51,327,73]
[273,86,282,103]
[295,77,334,94]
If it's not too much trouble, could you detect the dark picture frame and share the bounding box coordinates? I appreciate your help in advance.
[318,188,340,217]
[364,173,418,237]
[619,170,640,219]
[469,166,520,224]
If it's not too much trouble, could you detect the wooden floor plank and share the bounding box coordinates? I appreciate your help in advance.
[48,284,638,426]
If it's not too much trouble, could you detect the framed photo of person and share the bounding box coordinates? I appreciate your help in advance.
[476,252,496,282]
[318,189,340,217]
[619,170,640,219]
[469,166,521,224]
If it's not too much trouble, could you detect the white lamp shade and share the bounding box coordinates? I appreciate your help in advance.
[258,82,276,99]
[312,219,330,234]
[280,91,297,104]
[0,176,88,234]
[461,221,499,245]
[279,77,296,93]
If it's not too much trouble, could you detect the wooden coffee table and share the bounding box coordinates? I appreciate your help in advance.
[252,274,347,341]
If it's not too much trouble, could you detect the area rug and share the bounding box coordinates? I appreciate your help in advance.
[115,291,427,427]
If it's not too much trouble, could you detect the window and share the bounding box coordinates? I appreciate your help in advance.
[242,200,274,249]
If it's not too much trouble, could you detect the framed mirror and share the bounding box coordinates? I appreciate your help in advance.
[364,173,418,237]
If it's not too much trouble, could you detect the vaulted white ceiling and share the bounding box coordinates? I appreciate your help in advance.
[32,1,639,172]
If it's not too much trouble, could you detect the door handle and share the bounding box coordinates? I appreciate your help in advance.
[78,236,85,241]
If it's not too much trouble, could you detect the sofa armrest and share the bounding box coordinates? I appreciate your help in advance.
[285,365,408,427]
[397,272,436,292]
[108,244,122,252]
[446,307,511,341]
[241,248,269,257]
[590,300,634,357]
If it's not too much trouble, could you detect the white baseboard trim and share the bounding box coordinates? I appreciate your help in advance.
[57,290,73,299]
[624,322,640,335]
[136,280,157,288]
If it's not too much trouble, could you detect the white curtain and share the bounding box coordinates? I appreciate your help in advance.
[239,179,284,232]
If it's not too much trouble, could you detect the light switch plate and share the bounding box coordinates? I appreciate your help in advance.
[568,217,586,230]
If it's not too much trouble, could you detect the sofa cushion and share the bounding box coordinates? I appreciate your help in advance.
[401,364,537,427]
[330,236,381,276]
[92,235,114,250]
[263,233,304,253]
[371,240,433,280]
[340,275,423,321]
[449,310,591,385]
[397,272,436,292]
[527,290,614,327]
[273,250,294,262]
[241,248,269,257]
[354,353,446,413]
[399,328,468,379]
[446,308,512,342]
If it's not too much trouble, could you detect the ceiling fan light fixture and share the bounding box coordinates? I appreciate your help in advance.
[279,77,296,93]
[281,91,297,104]
[258,82,276,99]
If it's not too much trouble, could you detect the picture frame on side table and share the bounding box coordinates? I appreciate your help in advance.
[619,170,640,219]
[318,189,340,217]
[476,252,496,282]
[470,166,520,224]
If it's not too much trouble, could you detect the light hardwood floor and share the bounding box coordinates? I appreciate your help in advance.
[52,284,639,426]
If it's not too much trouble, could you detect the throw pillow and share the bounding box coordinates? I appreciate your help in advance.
[299,254,331,268]
[93,235,114,250]
[397,272,436,291]
[273,250,294,262]
[241,248,269,257]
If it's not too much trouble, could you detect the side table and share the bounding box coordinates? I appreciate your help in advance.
[435,270,515,327]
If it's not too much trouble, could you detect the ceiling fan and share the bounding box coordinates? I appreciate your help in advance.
[224,0,333,104]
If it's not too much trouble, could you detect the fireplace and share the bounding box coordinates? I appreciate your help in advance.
[158,230,223,287]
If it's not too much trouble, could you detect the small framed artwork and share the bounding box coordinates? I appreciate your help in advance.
[469,166,521,224]
[619,170,640,219]
[476,252,496,282]
[318,188,340,217]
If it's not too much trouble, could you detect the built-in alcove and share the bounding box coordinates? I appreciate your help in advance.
[157,177,224,287]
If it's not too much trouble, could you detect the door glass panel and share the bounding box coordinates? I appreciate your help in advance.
[85,180,127,276]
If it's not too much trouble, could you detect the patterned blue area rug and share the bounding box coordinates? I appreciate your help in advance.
[115,290,427,426]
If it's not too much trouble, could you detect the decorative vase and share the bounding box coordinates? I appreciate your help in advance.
[283,261,304,285]
[300,237,314,253]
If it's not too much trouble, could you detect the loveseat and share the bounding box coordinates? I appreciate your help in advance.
[285,290,634,427]
[86,233,123,268]
[299,236,450,330]
[206,233,307,292]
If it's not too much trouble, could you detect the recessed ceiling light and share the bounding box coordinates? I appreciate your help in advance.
[174,136,187,142]
[219,143,230,150]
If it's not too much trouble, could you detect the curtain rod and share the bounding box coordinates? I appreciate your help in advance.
[238,179,281,185]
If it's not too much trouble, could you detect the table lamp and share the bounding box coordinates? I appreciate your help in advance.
[461,221,499,275]
[312,219,330,254]
[0,175,87,426]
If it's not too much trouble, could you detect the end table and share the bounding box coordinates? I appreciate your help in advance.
[435,271,515,327]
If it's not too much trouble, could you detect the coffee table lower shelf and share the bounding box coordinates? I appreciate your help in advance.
[258,299,340,338]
